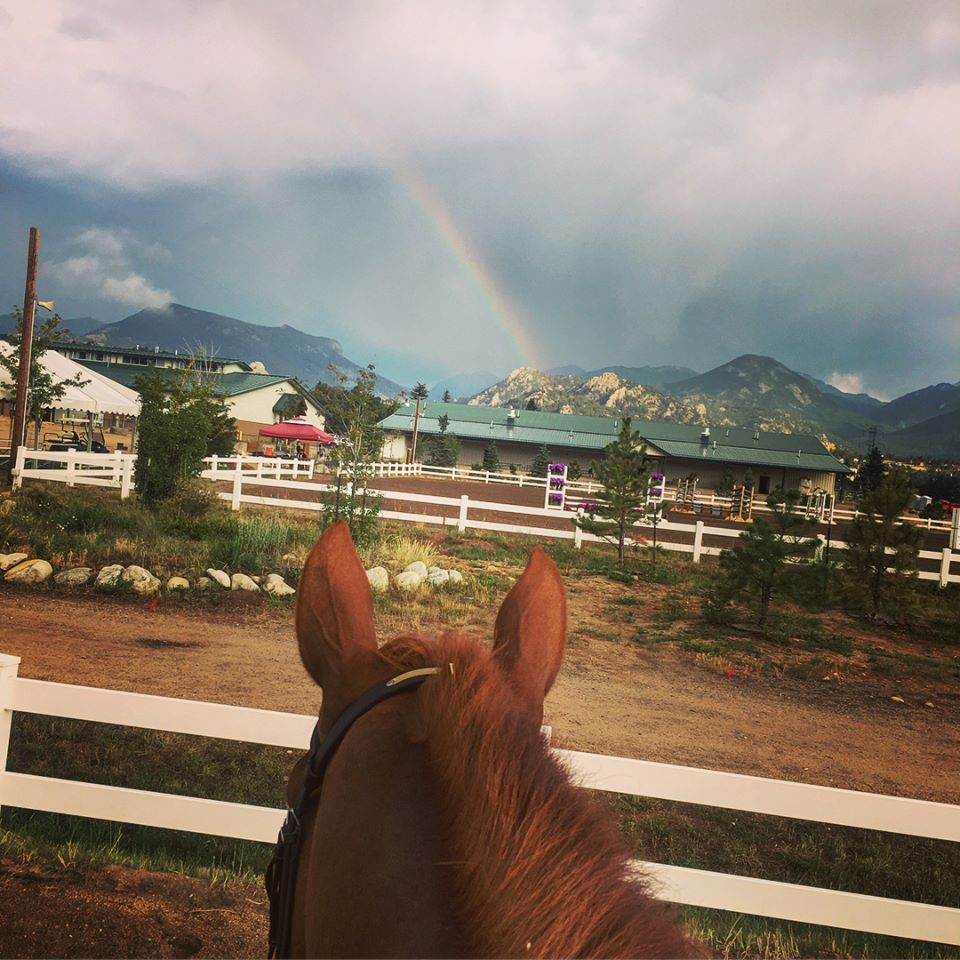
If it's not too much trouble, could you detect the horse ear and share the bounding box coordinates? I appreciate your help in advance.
[295,521,378,698]
[492,546,566,721]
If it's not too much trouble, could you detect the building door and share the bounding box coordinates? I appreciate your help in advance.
[758,475,771,494]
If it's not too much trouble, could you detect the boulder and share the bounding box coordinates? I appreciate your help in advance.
[197,576,214,591]
[165,576,190,591]
[366,566,390,593]
[263,573,296,597]
[5,558,53,584]
[95,564,125,588]
[0,552,28,572]
[448,570,464,585]
[231,573,260,592]
[54,567,94,587]
[395,570,423,591]
[122,565,161,595]
[427,568,450,586]
[206,568,231,589]
[403,561,428,578]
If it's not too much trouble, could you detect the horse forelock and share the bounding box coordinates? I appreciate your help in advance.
[377,632,700,959]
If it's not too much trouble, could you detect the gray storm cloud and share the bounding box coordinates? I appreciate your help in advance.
[0,1,957,395]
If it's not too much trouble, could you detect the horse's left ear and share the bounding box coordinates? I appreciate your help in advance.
[295,521,378,707]
[492,546,566,722]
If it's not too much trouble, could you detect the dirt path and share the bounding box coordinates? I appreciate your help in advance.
[2,590,956,802]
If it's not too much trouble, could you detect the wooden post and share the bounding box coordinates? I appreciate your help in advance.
[66,453,76,488]
[693,520,704,564]
[574,510,584,550]
[0,652,21,817]
[951,509,960,551]
[939,547,951,588]
[458,494,469,533]
[8,228,40,483]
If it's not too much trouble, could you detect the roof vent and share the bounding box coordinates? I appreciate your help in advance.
[753,430,760,442]
[509,408,519,420]
[700,426,710,445]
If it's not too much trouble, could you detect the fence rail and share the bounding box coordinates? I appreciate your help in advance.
[0,654,957,945]
[11,447,136,498]
[203,468,960,586]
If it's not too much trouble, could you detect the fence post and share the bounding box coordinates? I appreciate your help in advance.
[120,456,133,500]
[210,454,218,479]
[693,520,704,564]
[458,495,469,533]
[940,547,952,588]
[574,510,583,550]
[231,459,243,511]
[952,510,960,551]
[66,453,76,488]
[11,446,25,490]
[0,652,21,817]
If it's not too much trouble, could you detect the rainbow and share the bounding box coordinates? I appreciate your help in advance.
[388,156,544,371]
[310,75,542,371]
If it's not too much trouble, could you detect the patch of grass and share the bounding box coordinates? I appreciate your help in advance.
[806,632,855,656]
[613,594,645,606]
[374,533,440,571]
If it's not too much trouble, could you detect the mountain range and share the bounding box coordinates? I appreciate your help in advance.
[3,302,956,457]
[52,304,405,397]
[466,356,960,459]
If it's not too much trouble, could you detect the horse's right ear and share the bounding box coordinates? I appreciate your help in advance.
[492,546,566,723]
[295,521,378,700]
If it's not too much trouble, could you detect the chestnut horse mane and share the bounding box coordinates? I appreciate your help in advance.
[378,632,697,959]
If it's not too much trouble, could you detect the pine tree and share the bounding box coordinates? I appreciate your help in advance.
[442,389,452,403]
[530,444,551,478]
[856,446,886,499]
[573,417,651,565]
[841,470,923,620]
[482,440,500,472]
[719,488,818,626]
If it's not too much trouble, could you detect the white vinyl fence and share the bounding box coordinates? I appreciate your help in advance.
[198,465,960,587]
[11,447,136,498]
[0,652,957,945]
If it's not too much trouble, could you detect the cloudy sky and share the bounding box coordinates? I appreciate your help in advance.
[1,1,958,399]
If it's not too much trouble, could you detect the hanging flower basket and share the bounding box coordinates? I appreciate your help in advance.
[548,492,563,503]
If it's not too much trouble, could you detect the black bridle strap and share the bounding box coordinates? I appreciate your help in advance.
[266,667,442,959]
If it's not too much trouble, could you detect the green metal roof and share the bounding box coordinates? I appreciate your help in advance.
[380,402,851,474]
[74,361,291,396]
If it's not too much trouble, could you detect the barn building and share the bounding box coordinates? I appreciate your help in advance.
[379,402,851,495]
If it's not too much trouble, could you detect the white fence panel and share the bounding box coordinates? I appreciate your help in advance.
[1,667,959,944]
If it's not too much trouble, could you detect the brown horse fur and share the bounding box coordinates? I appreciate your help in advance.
[289,521,702,959]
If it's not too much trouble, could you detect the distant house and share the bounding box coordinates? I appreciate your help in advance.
[73,360,328,455]
[379,401,851,494]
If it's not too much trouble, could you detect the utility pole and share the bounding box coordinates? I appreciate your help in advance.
[8,227,40,484]
[408,382,428,464]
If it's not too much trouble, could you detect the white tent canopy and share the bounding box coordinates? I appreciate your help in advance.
[0,342,139,416]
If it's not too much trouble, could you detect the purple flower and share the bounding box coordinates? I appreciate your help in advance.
[649,487,663,496]
[651,471,665,481]
[550,478,566,487]
[549,492,563,502]
[548,463,565,472]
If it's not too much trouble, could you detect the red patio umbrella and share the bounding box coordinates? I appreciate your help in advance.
[258,417,336,444]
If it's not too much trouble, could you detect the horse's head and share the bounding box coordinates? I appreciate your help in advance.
[280,521,698,959]
[284,520,565,957]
